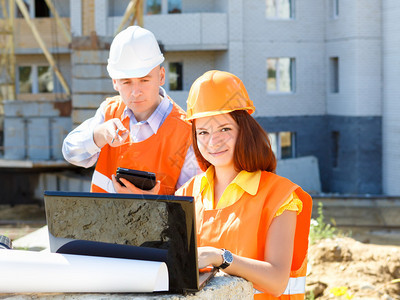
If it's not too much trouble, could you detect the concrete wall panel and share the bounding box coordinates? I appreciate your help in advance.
[382,0,400,195]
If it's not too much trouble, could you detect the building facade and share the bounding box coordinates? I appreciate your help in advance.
[2,0,399,196]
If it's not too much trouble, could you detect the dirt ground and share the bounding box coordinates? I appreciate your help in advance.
[307,237,400,299]
[1,205,400,299]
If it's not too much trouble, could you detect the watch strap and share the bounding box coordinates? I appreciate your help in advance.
[219,261,230,269]
[218,248,233,269]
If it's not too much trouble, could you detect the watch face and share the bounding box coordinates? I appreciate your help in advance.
[223,250,233,263]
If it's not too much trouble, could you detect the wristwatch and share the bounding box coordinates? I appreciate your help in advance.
[218,249,233,269]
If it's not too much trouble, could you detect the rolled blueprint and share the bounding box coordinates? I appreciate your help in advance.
[0,249,168,293]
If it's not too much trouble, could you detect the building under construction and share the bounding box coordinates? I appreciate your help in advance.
[0,0,399,204]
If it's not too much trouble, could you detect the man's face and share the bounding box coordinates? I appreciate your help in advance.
[112,66,165,121]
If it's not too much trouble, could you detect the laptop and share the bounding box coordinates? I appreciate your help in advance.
[43,191,217,294]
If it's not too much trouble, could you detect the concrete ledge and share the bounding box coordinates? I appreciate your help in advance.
[0,159,71,169]
[8,228,254,298]
[0,273,253,299]
[313,196,400,227]
[312,195,400,245]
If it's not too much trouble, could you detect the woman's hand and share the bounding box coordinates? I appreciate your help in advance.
[112,175,161,194]
[197,246,223,269]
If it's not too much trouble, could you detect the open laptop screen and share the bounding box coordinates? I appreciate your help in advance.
[44,191,200,294]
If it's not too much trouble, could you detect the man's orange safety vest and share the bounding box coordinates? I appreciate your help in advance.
[177,171,312,299]
[91,96,192,195]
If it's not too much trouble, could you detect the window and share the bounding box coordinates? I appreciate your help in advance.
[168,0,181,13]
[18,65,54,94]
[266,0,293,19]
[267,57,295,93]
[38,66,53,93]
[331,0,339,19]
[17,0,50,18]
[331,131,339,168]
[329,57,339,93]
[169,62,183,91]
[18,66,33,93]
[109,0,130,17]
[146,0,161,15]
[146,0,181,15]
[269,131,296,159]
[34,0,49,17]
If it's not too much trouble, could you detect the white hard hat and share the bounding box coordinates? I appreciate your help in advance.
[107,26,165,79]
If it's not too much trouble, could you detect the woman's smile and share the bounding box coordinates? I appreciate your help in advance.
[209,149,228,157]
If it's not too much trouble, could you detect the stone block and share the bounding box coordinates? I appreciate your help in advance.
[72,94,112,109]
[27,118,51,160]
[3,116,72,161]
[55,173,92,193]
[34,174,59,201]
[3,100,69,117]
[72,78,114,94]
[3,118,25,160]
[82,179,91,192]
[72,50,109,64]
[276,156,321,194]
[51,117,72,160]
[72,108,97,125]
[73,64,108,78]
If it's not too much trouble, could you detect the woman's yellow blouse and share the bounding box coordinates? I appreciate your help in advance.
[200,167,302,217]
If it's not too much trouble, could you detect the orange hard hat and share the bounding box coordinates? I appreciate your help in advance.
[186,70,255,121]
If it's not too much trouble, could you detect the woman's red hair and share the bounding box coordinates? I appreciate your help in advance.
[192,110,277,173]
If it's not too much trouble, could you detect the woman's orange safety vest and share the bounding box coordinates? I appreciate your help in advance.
[91,96,192,195]
[178,171,312,299]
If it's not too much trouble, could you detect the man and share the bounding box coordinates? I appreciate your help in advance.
[62,26,199,194]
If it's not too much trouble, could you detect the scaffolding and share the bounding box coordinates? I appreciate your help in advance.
[115,0,144,35]
[0,0,143,160]
[0,0,143,104]
[0,0,72,102]
[0,0,16,102]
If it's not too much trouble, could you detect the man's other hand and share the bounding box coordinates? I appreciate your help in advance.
[111,174,161,195]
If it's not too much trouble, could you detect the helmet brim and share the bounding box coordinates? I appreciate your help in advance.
[186,106,255,122]
[107,56,164,79]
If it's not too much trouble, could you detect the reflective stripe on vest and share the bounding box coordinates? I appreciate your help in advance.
[92,170,116,193]
[282,276,306,295]
[253,276,306,295]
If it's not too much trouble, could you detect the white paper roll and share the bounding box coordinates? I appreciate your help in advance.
[0,250,169,293]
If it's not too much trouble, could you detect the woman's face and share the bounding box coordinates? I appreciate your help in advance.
[195,113,239,170]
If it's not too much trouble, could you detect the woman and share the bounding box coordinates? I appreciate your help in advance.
[176,70,312,299]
